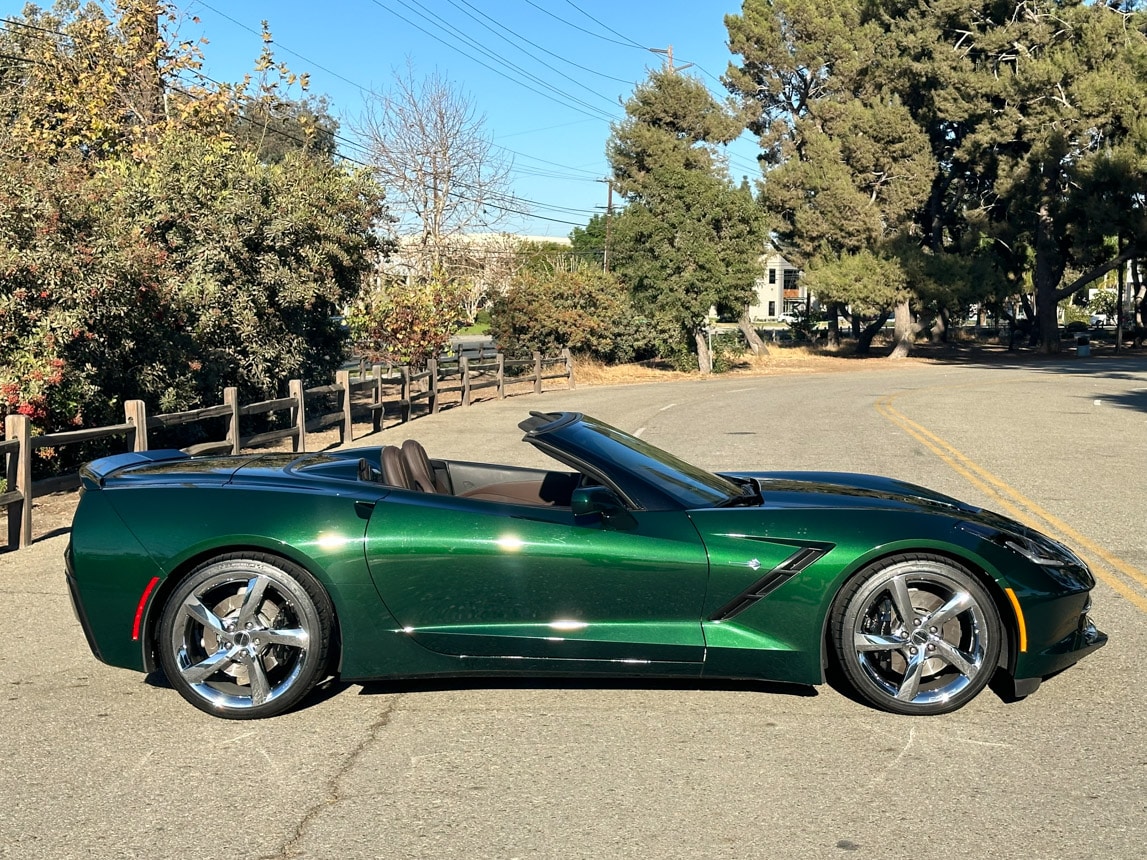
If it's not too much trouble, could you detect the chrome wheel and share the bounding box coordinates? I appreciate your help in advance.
[158,554,332,719]
[832,555,1001,715]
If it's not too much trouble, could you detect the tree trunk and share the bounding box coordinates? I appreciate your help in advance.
[889,299,917,359]
[826,302,841,349]
[738,307,768,356]
[855,310,891,355]
[694,329,712,375]
[1033,173,1065,353]
[1035,284,1061,354]
[930,307,949,344]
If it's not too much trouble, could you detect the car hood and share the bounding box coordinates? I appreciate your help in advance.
[733,470,982,516]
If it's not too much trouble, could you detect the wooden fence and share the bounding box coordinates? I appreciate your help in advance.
[2,348,573,551]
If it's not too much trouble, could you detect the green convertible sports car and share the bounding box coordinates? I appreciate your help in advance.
[66,411,1105,719]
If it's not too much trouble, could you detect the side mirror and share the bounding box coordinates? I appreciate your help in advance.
[571,486,635,529]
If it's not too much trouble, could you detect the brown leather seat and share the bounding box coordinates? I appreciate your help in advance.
[401,439,443,494]
[380,445,413,490]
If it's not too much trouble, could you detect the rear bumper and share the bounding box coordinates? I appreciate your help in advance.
[64,542,104,663]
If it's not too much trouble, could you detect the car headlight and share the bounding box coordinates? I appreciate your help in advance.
[959,520,1093,586]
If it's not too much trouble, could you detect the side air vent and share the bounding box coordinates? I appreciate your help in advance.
[709,546,829,622]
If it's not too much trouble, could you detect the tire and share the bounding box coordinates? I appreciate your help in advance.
[157,553,333,719]
[830,554,1001,716]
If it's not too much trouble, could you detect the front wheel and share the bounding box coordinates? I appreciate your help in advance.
[157,553,333,719]
[830,554,1002,716]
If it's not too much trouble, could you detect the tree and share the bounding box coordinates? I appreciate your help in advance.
[0,1,388,452]
[870,0,1147,353]
[232,94,339,163]
[608,69,767,373]
[0,132,384,430]
[354,66,518,279]
[725,0,936,357]
[569,213,608,268]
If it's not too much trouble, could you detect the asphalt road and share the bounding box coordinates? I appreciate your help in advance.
[2,355,1145,859]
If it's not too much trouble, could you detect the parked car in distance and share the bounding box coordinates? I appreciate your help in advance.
[67,411,1106,719]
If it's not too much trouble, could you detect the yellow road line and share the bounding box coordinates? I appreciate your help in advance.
[875,394,1147,614]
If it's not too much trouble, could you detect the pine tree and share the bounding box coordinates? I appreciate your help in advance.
[607,69,766,373]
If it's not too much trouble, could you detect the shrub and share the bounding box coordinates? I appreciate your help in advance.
[489,266,657,363]
[347,275,465,369]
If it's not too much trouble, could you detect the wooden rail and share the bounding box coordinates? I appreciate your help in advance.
[1,348,572,550]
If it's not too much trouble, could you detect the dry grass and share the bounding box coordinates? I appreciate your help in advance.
[571,343,927,387]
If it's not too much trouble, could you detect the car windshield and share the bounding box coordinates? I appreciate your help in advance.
[559,415,743,508]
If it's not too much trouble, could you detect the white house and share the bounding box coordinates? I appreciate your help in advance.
[749,252,813,321]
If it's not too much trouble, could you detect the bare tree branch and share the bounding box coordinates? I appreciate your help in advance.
[352,64,520,278]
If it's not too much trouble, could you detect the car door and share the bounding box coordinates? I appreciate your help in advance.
[364,490,709,666]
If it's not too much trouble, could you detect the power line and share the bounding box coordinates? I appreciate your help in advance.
[367,0,617,123]
[517,0,645,50]
[190,1,377,99]
[448,0,635,87]
[562,0,647,50]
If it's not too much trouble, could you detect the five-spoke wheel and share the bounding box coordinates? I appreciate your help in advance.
[157,554,333,719]
[831,554,1002,715]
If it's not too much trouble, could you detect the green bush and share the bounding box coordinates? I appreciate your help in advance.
[489,266,658,363]
[348,275,465,368]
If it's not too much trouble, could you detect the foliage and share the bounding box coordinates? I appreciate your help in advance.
[232,94,339,163]
[726,0,936,356]
[608,69,767,374]
[488,265,655,363]
[569,214,608,266]
[0,2,389,452]
[0,132,384,438]
[348,276,465,369]
[726,0,1147,354]
[1088,289,1119,320]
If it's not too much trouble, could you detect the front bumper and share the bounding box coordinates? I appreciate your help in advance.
[1012,600,1107,696]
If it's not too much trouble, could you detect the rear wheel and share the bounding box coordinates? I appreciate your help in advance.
[831,554,1001,715]
[157,553,333,719]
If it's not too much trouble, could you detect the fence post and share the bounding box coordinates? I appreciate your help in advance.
[400,366,411,423]
[124,400,149,452]
[336,369,352,444]
[372,363,384,432]
[562,348,575,390]
[533,352,543,395]
[289,379,306,453]
[223,387,240,454]
[428,358,440,415]
[5,414,32,550]
[496,353,505,400]
[460,355,471,407]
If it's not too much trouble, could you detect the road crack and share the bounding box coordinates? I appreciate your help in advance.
[261,694,402,860]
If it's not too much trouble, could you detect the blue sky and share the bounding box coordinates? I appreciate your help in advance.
[173,1,762,239]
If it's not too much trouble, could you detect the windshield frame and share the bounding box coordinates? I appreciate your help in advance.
[524,412,743,511]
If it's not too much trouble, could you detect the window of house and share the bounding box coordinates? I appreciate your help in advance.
[768,269,776,284]
[783,269,799,292]
[768,301,776,316]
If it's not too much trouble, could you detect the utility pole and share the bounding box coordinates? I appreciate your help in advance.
[650,45,692,75]
[603,179,613,273]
